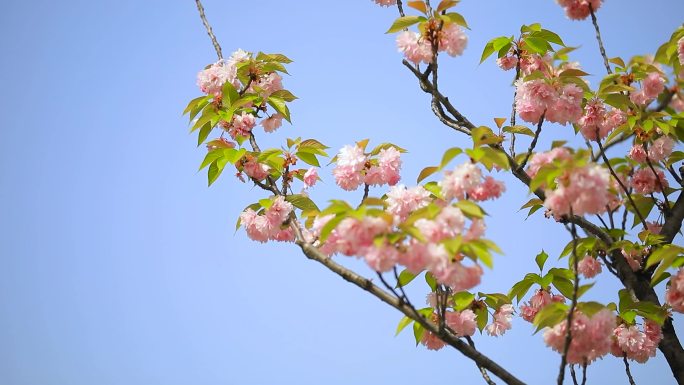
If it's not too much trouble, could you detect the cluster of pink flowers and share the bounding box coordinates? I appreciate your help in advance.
[515,79,583,125]
[486,304,514,337]
[420,310,477,350]
[544,164,613,218]
[622,248,644,271]
[242,157,270,181]
[254,72,283,97]
[527,148,572,179]
[630,167,669,195]
[578,255,602,278]
[556,0,603,20]
[543,309,616,365]
[196,49,249,96]
[223,112,257,139]
[520,289,565,322]
[440,162,505,201]
[261,113,284,133]
[630,72,665,106]
[578,99,626,141]
[385,185,431,221]
[373,0,396,6]
[666,268,684,313]
[240,196,294,243]
[396,23,467,64]
[332,145,402,191]
[497,55,518,71]
[303,167,318,188]
[611,320,662,363]
[629,136,675,164]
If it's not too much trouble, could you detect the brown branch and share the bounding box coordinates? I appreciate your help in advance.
[194,0,223,60]
[558,217,581,385]
[623,355,637,385]
[518,113,545,171]
[466,336,498,385]
[589,5,611,75]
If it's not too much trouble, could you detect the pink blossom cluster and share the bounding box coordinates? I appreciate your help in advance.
[420,310,477,350]
[196,49,249,96]
[303,167,318,188]
[497,54,518,71]
[254,72,283,97]
[261,113,284,133]
[486,304,514,337]
[225,112,257,139]
[622,248,644,272]
[630,167,669,195]
[385,185,431,221]
[242,157,270,181]
[556,0,603,20]
[240,196,294,243]
[630,72,665,106]
[373,0,396,6]
[646,221,662,235]
[396,23,467,64]
[629,136,675,164]
[578,255,602,278]
[544,164,613,218]
[578,99,626,141]
[666,268,684,313]
[332,145,402,191]
[527,147,572,179]
[611,320,662,363]
[520,289,565,322]
[515,79,583,125]
[440,162,505,201]
[543,309,616,365]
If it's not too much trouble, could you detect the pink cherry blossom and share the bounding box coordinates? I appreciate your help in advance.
[261,113,284,133]
[578,255,602,278]
[469,176,506,201]
[333,145,367,191]
[497,55,518,71]
[622,248,644,272]
[438,23,468,57]
[265,196,293,225]
[385,185,431,221]
[373,0,397,6]
[543,308,615,365]
[446,310,477,337]
[362,243,399,272]
[378,147,402,185]
[666,268,684,313]
[545,84,583,125]
[642,72,665,100]
[672,94,684,113]
[243,158,270,181]
[556,0,603,20]
[520,289,565,323]
[240,209,271,243]
[527,147,572,179]
[255,72,283,97]
[421,329,447,350]
[611,322,661,363]
[440,162,483,201]
[630,168,669,195]
[578,99,625,141]
[486,304,514,337]
[229,112,257,139]
[196,60,238,96]
[648,136,675,163]
[645,221,662,234]
[396,31,432,64]
[515,79,556,124]
[544,164,612,218]
[303,167,318,187]
[628,144,648,163]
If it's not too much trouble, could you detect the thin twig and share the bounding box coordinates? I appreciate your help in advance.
[623,355,637,385]
[466,336,498,385]
[194,0,223,60]
[570,365,579,385]
[518,113,545,171]
[558,212,581,385]
[589,5,611,75]
[581,361,587,385]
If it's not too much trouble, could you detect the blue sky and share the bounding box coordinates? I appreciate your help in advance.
[1,1,683,384]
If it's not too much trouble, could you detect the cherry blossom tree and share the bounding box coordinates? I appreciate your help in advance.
[185,1,684,384]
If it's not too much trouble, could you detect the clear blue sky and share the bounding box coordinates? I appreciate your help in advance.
[1,1,683,384]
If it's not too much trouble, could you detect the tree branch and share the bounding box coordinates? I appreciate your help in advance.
[194,0,223,60]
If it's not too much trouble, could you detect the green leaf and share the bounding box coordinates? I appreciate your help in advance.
[267,96,291,122]
[413,321,425,346]
[417,166,439,183]
[503,125,535,137]
[532,29,565,46]
[183,96,206,115]
[453,291,475,311]
[444,12,469,29]
[269,89,298,102]
[425,272,437,291]
[558,68,590,77]
[455,200,485,218]
[285,194,320,212]
[386,16,424,34]
[439,147,463,169]
[261,61,289,75]
[475,305,488,331]
[207,157,229,186]
[369,142,408,156]
[222,81,239,105]
[197,122,213,146]
[552,277,574,299]
[533,302,568,333]
[396,269,418,288]
[535,250,549,272]
[508,278,535,303]
[396,316,413,336]
[480,36,511,64]
[319,214,345,242]
[523,37,551,55]
[296,151,320,167]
